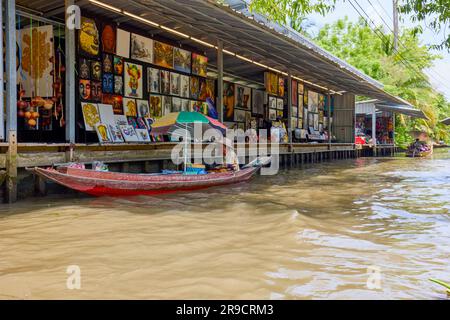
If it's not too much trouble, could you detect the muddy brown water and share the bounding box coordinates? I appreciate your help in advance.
[0,150,449,299]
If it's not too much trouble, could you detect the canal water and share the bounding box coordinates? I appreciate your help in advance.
[0,150,449,299]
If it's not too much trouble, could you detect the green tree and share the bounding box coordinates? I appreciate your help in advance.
[315,18,449,145]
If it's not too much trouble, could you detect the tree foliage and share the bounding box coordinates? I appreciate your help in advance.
[315,18,450,145]
[398,0,450,51]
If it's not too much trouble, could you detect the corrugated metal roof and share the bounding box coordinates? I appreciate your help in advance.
[356,100,427,119]
[16,0,412,106]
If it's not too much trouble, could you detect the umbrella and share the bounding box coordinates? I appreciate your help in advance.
[152,111,227,138]
[151,111,228,172]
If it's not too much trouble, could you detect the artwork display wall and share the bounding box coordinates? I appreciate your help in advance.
[77,16,212,144]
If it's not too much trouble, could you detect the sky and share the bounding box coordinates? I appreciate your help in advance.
[307,0,450,100]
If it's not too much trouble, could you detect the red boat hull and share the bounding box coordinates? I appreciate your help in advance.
[30,167,260,197]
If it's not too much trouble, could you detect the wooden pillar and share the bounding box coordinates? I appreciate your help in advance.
[217,40,224,123]
[5,0,17,202]
[372,107,377,157]
[327,92,331,149]
[65,0,76,143]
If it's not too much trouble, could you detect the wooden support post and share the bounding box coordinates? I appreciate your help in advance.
[6,131,17,202]
[217,40,224,123]
[0,0,4,140]
[287,72,292,143]
[65,0,76,143]
[34,174,47,196]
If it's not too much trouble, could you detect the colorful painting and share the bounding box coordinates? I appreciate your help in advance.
[97,103,115,125]
[91,61,102,81]
[123,98,137,117]
[120,125,139,142]
[235,85,251,109]
[148,68,160,93]
[137,99,150,118]
[174,48,191,73]
[252,90,265,115]
[190,76,200,100]
[79,58,90,79]
[154,41,174,69]
[102,73,114,94]
[81,102,100,131]
[131,33,153,63]
[95,124,112,143]
[190,100,202,113]
[79,79,91,100]
[170,72,181,96]
[162,96,172,115]
[136,128,151,142]
[278,77,285,97]
[268,96,276,109]
[91,81,102,102]
[192,53,208,77]
[223,82,235,121]
[181,99,190,111]
[79,17,99,57]
[205,79,215,101]
[116,29,130,58]
[180,75,190,98]
[264,72,278,96]
[101,23,116,54]
[114,115,128,127]
[160,70,170,95]
[298,94,303,109]
[102,94,123,115]
[114,75,123,95]
[149,95,162,118]
[113,56,123,75]
[298,82,304,94]
[102,54,113,73]
[18,25,54,98]
[308,90,319,112]
[124,62,143,98]
[199,78,207,101]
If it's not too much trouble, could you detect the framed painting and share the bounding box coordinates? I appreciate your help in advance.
[276,98,284,110]
[172,97,182,112]
[314,113,319,130]
[120,125,139,142]
[136,128,151,142]
[234,109,246,122]
[264,72,278,96]
[278,77,285,97]
[114,75,123,95]
[102,54,113,73]
[170,72,181,96]
[162,96,172,115]
[79,79,91,100]
[223,82,235,121]
[181,99,190,111]
[102,73,113,94]
[95,124,112,143]
[113,56,124,75]
[81,102,100,131]
[292,107,298,118]
[130,33,153,63]
[174,47,191,73]
[97,103,115,126]
[154,41,174,69]
[268,108,276,121]
[235,85,251,110]
[268,96,276,109]
[79,17,99,57]
[91,61,102,81]
[116,28,130,58]
[104,94,123,115]
[147,67,160,93]
[190,76,200,100]
[199,78,207,101]
[292,80,298,106]
[101,23,116,54]
[160,70,171,95]
[149,95,162,118]
[205,79,215,101]
[192,53,208,77]
[123,98,137,117]
[180,75,190,98]
[79,58,90,79]
[298,82,304,94]
[252,89,264,115]
[124,62,143,99]
[91,81,102,102]
[277,110,284,118]
[303,108,308,129]
[137,99,150,118]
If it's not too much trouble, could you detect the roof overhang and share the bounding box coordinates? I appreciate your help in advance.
[356,100,427,119]
[17,0,410,105]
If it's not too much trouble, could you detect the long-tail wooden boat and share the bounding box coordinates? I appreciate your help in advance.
[27,157,270,197]
[406,145,433,158]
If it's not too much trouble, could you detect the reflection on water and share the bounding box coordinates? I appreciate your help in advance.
[0,150,449,299]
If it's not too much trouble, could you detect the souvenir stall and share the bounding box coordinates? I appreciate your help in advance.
[15,14,66,143]
[75,16,213,144]
[355,105,394,145]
